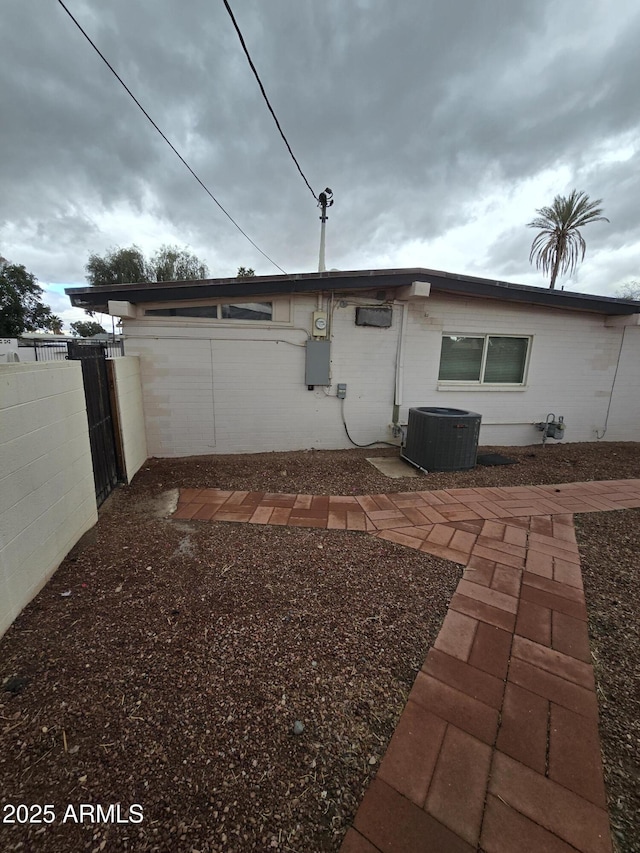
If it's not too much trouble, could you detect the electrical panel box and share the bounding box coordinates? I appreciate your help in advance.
[305,340,331,385]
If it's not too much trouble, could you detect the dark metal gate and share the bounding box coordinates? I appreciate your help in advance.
[67,341,120,505]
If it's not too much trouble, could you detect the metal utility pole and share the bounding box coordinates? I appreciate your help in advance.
[317,188,334,272]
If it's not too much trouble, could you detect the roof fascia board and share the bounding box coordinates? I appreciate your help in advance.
[67,272,422,307]
[65,269,640,316]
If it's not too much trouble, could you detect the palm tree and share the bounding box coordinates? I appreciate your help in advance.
[527,190,609,289]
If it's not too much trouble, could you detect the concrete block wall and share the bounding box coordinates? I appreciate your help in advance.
[601,326,640,441]
[134,337,217,457]
[108,356,148,482]
[121,292,640,456]
[326,299,399,445]
[0,362,98,638]
[400,295,637,445]
[124,294,401,456]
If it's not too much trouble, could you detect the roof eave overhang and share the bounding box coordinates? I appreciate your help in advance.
[65,268,640,317]
[65,270,424,309]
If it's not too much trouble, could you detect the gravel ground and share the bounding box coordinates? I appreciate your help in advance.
[1,441,639,853]
[124,441,640,496]
[575,509,640,853]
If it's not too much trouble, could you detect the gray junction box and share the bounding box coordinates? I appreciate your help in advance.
[305,340,331,385]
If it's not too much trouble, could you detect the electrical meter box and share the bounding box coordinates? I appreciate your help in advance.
[305,340,331,385]
[312,310,328,337]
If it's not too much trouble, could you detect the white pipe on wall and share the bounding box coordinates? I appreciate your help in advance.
[394,301,408,408]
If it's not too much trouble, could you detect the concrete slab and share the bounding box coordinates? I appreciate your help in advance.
[366,456,420,479]
[136,488,180,518]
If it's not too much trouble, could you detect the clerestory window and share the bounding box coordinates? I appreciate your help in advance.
[145,302,273,321]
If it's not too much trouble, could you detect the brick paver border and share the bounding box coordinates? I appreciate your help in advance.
[173,479,640,852]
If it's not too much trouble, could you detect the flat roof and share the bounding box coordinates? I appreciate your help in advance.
[65,267,640,316]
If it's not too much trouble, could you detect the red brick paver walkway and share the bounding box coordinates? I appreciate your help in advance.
[173,479,640,852]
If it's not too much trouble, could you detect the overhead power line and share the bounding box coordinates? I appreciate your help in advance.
[221,0,318,202]
[56,0,287,275]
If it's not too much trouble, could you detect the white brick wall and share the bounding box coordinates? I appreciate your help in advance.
[124,295,401,455]
[121,293,640,456]
[600,326,640,441]
[0,362,98,637]
[401,295,638,445]
[109,356,148,482]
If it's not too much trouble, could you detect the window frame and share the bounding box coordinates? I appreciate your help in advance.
[437,333,532,388]
[142,299,279,324]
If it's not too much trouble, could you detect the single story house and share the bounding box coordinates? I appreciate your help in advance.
[66,268,640,457]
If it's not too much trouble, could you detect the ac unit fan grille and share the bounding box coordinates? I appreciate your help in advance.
[402,407,481,472]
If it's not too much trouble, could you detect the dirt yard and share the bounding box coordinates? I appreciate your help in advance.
[1,442,639,852]
[576,509,640,853]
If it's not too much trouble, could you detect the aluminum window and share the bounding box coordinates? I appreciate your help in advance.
[145,302,273,321]
[438,335,530,384]
[220,302,272,321]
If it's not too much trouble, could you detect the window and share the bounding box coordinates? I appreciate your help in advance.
[220,302,272,321]
[145,302,273,321]
[438,335,530,385]
[144,306,219,318]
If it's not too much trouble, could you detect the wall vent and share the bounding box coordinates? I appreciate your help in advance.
[355,306,392,327]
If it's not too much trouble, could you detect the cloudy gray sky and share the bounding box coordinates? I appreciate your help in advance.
[2,0,639,329]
